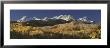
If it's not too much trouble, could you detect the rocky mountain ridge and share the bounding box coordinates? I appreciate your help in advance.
[16,15,94,23]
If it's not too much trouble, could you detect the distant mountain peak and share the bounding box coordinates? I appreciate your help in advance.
[42,17,48,21]
[52,15,75,21]
[78,16,94,23]
[17,16,27,22]
[32,17,41,20]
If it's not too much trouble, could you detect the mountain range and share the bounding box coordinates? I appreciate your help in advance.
[11,15,95,27]
[16,15,94,23]
[10,15,101,39]
[14,15,95,27]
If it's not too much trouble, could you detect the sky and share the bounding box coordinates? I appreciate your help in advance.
[10,10,101,23]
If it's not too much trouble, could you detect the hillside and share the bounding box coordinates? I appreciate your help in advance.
[10,20,101,39]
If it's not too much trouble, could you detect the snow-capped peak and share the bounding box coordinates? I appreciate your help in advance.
[78,16,87,22]
[51,15,75,21]
[17,16,27,22]
[42,17,48,21]
[33,17,41,20]
[78,16,94,23]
